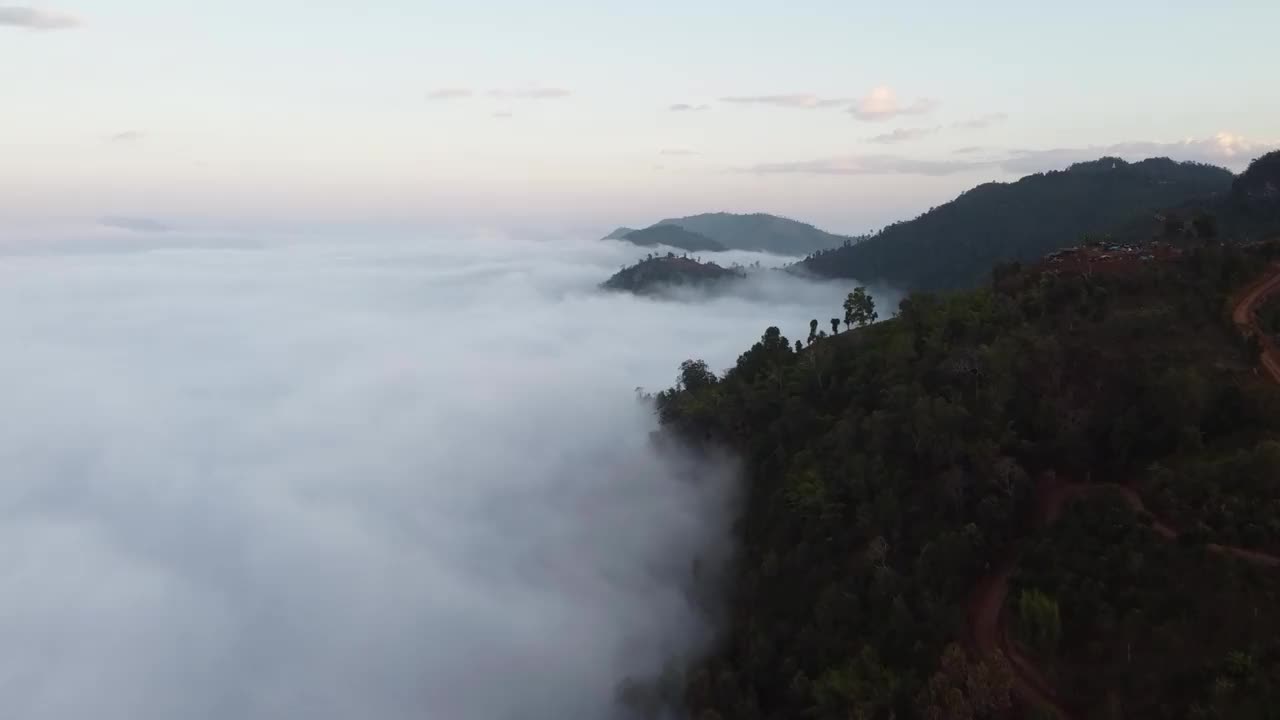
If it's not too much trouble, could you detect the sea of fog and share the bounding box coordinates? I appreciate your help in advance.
[0,228,894,720]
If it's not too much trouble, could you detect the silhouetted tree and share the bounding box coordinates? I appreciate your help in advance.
[844,287,879,328]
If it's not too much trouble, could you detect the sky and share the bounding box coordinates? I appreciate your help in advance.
[3,0,1280,234]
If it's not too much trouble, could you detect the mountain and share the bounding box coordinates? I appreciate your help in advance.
[603,213,850,255]
[1110,151,1280,245]
[799,157,1235,291]
[655,212,852,254]
[602,227,637,240]
[600,253,744,295]
[1219,150,1280,237]
[654,237,1280,720]
[612,224,726,252]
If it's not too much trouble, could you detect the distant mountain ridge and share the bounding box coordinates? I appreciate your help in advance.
[603,212,851,255]
[799,156,1236,290]
[618,224,726,252]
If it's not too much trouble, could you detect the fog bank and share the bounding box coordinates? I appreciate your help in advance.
[0,230,892,719]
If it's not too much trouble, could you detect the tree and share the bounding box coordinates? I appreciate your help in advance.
[916,644,1014,720]
[845,287,880,329]
[678,359,718,392]
[1015,589,1061,656]
[809,319,819,345]
[830,318,840,335]
[795,340,804,353]
[1192,212,1218,242]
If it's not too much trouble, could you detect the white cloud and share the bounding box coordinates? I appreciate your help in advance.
[849,86,937,121]
[669,103,710,112]
[867,126,941,144]
[0,5,80,30]
[492,110,514,119]
[427,88,473,100]
[489,88,572,100]
[748,131,1277,178]
[952,113,1008,130]
[107,130,145,143]
[659,148,700,156]
[747,153,988,176]
[1002,132,1280,173]
[0,231,893,720]
[720,94,849,109]
[99,215,173,233]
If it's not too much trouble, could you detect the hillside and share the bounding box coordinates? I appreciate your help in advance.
[1110,151,1280,245]
[612,224,726,252]
[799,157,1234,291]
[656,213,852,255]
[654,237,1280,719]
[600,253,744,295]
[602,227,638,240]
[604,213,850,255]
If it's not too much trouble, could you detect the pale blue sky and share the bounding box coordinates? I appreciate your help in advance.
[3,0,1278,233]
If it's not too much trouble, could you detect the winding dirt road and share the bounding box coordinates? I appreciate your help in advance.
[1234,262,1280,384]
[966,260,1280,719]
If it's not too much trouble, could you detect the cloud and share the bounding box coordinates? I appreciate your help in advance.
[488,88,571,100]
[1001,132,1280,173]
[107,130,145,143]
[720,94,848,109]
[427,88,473,100]
[492,111,514,119]
[0,5,80,30]
[850,86,937,121]
[0,232,903,720]
[659,149,700,156]
[952,113,1008,130]
[746,153,988,176]
[668,103,710,112]
[99,216,173,233]
[867,126,941,144]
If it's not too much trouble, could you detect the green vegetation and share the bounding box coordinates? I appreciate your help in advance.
[1145,443,1280,553]
[799,157,1234,291]
[654,236,1280,719]
[1013,495,1280,718]
[605,212,854,255]
[1014,589,1062,657]
[843,287,878,330]
[601,253,744,295]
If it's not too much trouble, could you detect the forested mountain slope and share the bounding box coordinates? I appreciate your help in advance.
[604,213,851,255]
[656,238,1280,719]
[655,213,852,255]
[614,224,726,252]
[799,157,1234,291]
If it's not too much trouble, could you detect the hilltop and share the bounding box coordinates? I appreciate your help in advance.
[799,157,1235,291]
[655,236,1280,720]
[603,212,851,255]
[600,253,745,295]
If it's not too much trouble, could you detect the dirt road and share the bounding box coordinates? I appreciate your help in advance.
[1233,262,1280,384]
[967,261,1280,719]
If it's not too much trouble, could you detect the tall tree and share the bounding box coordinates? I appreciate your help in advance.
[844,287,880,329]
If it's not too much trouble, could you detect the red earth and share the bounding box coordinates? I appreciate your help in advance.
[966,259,1280,719]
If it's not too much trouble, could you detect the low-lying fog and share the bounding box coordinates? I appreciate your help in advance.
[0,229,895,720]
